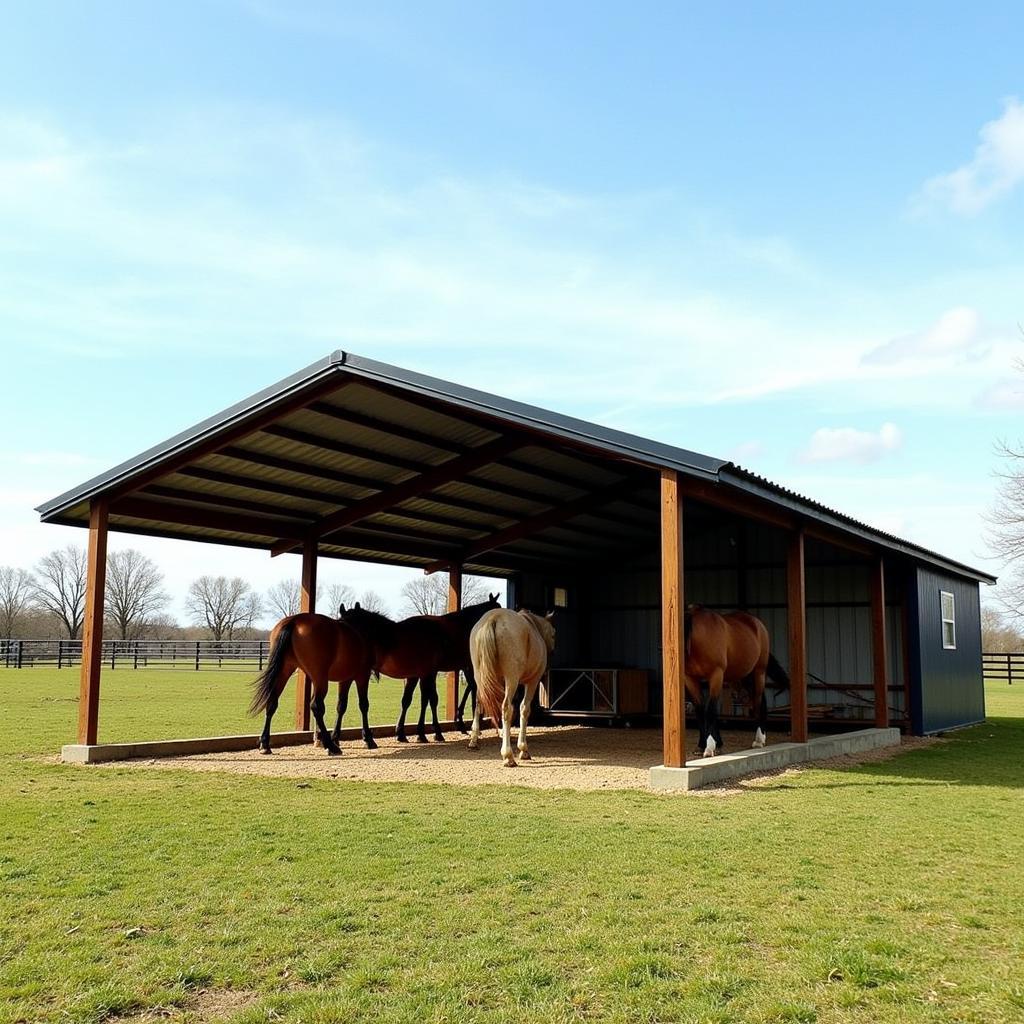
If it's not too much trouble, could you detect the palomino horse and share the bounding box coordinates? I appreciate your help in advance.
[684,605,789,758]
[249,613,374,755]
[336,604,452,743]
[468,608,556,767]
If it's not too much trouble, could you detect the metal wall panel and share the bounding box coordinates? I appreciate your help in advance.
[913,568,985,733]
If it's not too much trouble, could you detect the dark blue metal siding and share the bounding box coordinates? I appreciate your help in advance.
[913,568,985,733]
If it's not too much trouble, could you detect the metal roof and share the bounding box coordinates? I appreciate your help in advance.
[36,350,996,583]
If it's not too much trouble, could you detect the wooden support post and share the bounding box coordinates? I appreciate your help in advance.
[787,529,808,743]
[660,470,686,768]
[445,566,463,719]
[77,499,109,745]
[871,557,889,728]
[295,536,318,730]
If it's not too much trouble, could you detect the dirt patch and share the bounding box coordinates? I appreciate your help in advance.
[110,988,259,1022]
[123,724,920,794]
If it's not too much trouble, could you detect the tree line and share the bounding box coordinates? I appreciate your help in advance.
[0,545,493,642]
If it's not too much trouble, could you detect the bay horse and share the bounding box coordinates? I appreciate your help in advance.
[335,603,453,743]
[249,613,374,755]
[468,608,556,767]
[685,605,789,758]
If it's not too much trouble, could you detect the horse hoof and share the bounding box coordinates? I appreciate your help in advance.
[503,759,518,768]
[416,735,429,744]
[395,734,408,744]
[518,750,531,761]
[325,746,342,757]
[458,725,470,735]
[433,733,446,743]
[468,740,479,750]
[365,738,378,750]
[259,746,273,755]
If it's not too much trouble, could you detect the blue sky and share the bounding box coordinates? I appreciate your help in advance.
[2,2,1023,620]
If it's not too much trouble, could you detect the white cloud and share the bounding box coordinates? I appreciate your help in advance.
[799,423,902,464]
[862,306,989,365]
[728,440,766,464]
[913,97,1024,215]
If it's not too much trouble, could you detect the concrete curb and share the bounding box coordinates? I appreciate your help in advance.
[649,727,902,792]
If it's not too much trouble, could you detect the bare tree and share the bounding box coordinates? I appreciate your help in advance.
[105,549,170,640]
[264,578,323,620]
[186,576,263,640]
[988,438,1024,624]
[0,567,35,637]
[356,590,390,616]
[33,545,88,639]
[400,574,492,617]
[981,605,1024,652]
[324,581,356,616]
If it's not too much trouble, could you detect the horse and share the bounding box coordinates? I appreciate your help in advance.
[684,605,789,758]
[468,608,556,767]
[420,592,502,734]
[335,604,453,743]
[249,613,374,756]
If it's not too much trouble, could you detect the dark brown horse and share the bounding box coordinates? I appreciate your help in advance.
[249,613,374,755]
[684,605,789,757]
[336,595,501,743]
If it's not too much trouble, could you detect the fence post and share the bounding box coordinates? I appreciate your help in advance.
[110,641,116,670]
[133,642,139,670]
[258,641,264,671]
[195,641,201,671]
[17,640,23,669]
[57,639,63,670]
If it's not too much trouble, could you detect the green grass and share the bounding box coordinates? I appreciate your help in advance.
[1,671,1023,1023]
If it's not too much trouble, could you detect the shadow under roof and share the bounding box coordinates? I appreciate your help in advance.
[36,351,995,584]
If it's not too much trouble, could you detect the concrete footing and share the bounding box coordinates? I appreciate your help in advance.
[61,720,469,764]
[649,727,901,792]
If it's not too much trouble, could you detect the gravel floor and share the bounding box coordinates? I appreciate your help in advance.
[126,724,915,792]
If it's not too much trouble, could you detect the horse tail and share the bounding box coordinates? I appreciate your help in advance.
[249,620,296,715]
[473,617,505,723]
[766,652,790,691]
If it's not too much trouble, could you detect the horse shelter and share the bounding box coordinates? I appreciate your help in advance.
[40,352,994,790]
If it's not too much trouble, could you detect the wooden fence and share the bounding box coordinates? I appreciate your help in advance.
[983,651,1024,686]
[0,638,268,671]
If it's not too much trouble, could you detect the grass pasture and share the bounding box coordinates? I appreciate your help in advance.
[1,671,1022,1024]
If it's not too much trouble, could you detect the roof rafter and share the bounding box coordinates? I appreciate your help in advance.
[271,435,527,557]
[423,480,639,574]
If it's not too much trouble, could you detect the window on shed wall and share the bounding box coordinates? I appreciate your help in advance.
[940,590,956,650]
[551,586,569,609]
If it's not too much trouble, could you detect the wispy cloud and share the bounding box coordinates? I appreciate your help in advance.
[862,306,990,365]
[912,97,1024,216]
[799,423,902,464]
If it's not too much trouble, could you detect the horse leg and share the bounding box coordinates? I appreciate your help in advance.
[752,667,768,748]
[258,673,288,754]
[426,672,444,741]
[517,679,538,761]
[352,674,376,749]
[468,686,483,750]
[500,682,517,767]
[395,677,417,743]
[415,677,430,743]
[703,670,724,758]
[694,679,709,757]
[456,667,474,734]
[331,679,353,743]
[310,679,341,755]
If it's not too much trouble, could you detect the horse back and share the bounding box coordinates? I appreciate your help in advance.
[686,608,769,682]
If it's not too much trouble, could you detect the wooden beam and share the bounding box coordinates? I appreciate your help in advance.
[112,497,306,540]
[787,529,808,743]
[661,469,686,768]
[680,477,795,531]
[143,483,318,521]
[271,436,525,556]
[871,558,889,728]
[295,536,318,730]
[261,423,430,474]
[220,445,389,491]
[804,524,875,558]
[445,566,462,719]
[78,499,109,745]
[423,480,634,574]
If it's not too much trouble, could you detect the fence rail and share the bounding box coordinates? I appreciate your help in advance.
[0,638,269,671]
[983,651,1024,685]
